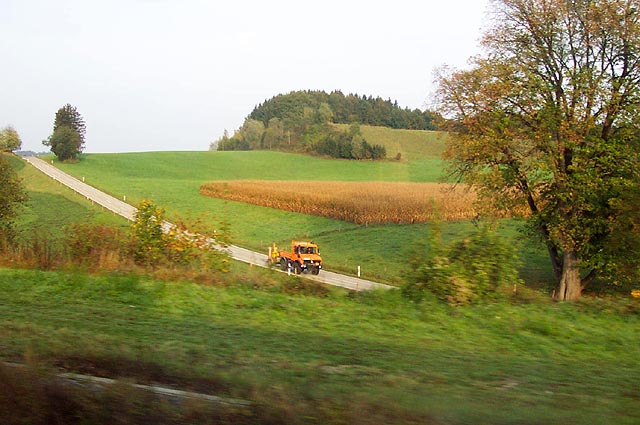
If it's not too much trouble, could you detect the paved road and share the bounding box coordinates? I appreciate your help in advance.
[25,157,393,292]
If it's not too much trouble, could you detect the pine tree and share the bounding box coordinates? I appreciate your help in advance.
[54,104,86,147]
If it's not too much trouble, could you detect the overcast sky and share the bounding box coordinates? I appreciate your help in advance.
[1,0,489,153]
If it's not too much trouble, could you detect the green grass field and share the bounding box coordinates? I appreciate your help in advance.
[5,154,127,241]
[1,267,638,424]
[3,131,640,423]
[336,124,450,161]
[49,149,553,286]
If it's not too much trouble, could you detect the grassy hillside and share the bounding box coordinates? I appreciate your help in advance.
[55,149,447,183]
[49,150,553,286]
[4,154,127,240]
[6,136,639,423]
[335,124,449,161]
[1,267,639,424]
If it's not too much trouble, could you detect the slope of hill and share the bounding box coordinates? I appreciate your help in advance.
[361,126,448,160]
[51,150,553,286]
[5,154,126,240]
[216,91,443,161]
[335,124,449,161]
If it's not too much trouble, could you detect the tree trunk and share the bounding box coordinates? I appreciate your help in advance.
[545,242,563,281]
[555,250,582,301]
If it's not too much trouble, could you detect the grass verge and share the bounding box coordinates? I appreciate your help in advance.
[9,154,128,242]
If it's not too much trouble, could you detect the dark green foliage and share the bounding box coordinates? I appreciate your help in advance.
[535,132,640,288]
[217,137,252,151]
[53,103,86,146]
[403,225,523,304]
[222,107,388,160]
[310,125,386,159]
[43,104,86,160]
[593,138,640,288]
[224,89,440,159]
[44,126,82,161]
[0,155,27,243]
[250,90,439,130]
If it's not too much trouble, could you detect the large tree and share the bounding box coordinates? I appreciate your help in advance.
[435,0,640,300]
[46,126,83,161]
[43,104,86,160]
[0,126,22,152]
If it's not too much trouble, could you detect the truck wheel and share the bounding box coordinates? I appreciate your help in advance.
[293,262,302,274]
[280,258,288,271]
[311,267,320,275]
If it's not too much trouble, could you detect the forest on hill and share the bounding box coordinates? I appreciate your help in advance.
[211,90,441,160]
[249,90,439,131]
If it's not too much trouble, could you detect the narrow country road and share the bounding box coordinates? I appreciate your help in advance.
[24,157,393,291]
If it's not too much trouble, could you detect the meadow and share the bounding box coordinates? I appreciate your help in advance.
[51,143,553,286]
[342,125,450,161]
[1,267,639,424]
[2,134,639,423]
[9,154,127,241]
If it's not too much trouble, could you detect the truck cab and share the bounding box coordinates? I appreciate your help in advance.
[269,241,323,275]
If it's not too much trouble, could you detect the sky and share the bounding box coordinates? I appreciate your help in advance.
[1,0,490,153]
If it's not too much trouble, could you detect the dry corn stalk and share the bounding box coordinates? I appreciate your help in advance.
[200,181,482,224]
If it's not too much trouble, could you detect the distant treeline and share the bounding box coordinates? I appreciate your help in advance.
[249,90,439,131]
[211,90,439,160]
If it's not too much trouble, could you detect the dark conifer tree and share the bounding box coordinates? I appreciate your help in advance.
[53,104,86,147]
[43,104,86,161]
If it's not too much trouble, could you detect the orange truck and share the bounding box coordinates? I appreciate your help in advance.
[268,241,323,275]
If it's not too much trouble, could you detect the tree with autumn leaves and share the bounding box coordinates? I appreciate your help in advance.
[0,126,22,152]
[436,0,640,301]
[130,200,229,273]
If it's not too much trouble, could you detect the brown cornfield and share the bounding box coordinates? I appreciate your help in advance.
[200,180,480,224]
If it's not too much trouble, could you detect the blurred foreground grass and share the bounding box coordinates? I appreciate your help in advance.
[1,266,638,424]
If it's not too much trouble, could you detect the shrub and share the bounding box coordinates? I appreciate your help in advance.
[403,224,523,305]
[130,200,166,267]
[130,200,230,274]
[0,230,57,270]
[66,223,126,269]
[163,216,230,274]
[216,137,252,151]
